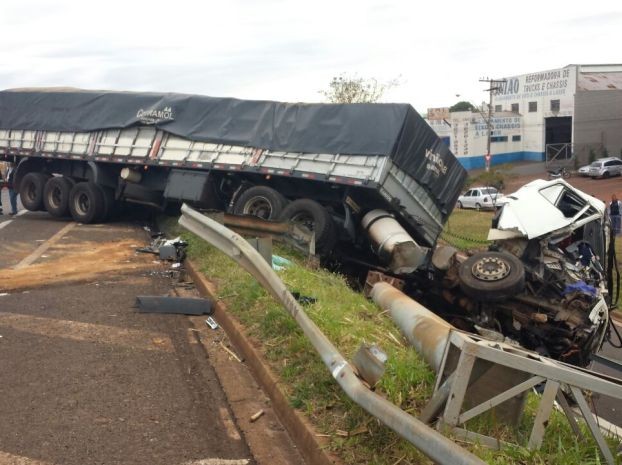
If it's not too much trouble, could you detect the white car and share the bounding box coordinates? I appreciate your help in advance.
[457,187,505,210]
[578,164,591,177]
[587,157,622,178]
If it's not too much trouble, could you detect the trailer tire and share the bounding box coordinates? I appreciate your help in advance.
[459,251,525,301]
[20,172,50,211]
[96,185,115,221]
[279,198,337,253]
[43,176,74,217]
[69,182,105,224]
[233,185,288,220]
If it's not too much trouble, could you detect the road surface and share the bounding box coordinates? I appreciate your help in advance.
[0,204,303,465]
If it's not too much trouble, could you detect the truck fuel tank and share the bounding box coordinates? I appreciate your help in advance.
[361,209,428,274]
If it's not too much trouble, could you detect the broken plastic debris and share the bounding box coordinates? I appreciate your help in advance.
[205,316,219,330]
[272,255,292,271]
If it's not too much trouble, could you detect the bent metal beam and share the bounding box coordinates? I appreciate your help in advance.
[178,203,485,465]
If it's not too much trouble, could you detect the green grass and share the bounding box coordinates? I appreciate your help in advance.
[441,208,495,250]
[163,215,621,465]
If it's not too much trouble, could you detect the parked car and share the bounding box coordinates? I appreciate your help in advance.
[587,157,622,178]
[577,164,591,176]
[457,187,505,210]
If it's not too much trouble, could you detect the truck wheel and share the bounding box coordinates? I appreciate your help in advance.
[19,172,50,211]
[459,251,525,301]
[279,198,337,253]
[43,177,74,217]
[96,185,115,221]
[69,182,105,224]
[233,186,288,220]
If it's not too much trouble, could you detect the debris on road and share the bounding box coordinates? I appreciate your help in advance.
[271,255,292,271]
[135,296,213,315]
[250,410,265,423]
[137,235,188,262]
[219,341,243,363]
[205,316,219,330]
[291,291,317,306]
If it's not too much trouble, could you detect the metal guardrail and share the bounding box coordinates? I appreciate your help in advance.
[371,282,622,465]
[178,203,485,465]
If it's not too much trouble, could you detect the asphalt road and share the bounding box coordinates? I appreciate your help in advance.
[0,206,303,465]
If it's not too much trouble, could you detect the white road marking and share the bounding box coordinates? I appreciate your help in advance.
[0,312,174,352]
[0,210,28,230]
[14,222,76,270]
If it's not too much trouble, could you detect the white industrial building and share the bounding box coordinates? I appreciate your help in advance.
[427,64,622,170]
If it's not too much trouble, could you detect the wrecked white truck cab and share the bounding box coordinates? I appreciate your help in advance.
[431,180,611,366]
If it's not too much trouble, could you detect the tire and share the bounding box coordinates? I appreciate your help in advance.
[68,182,105,224]
[96,185,115,221]
[279,198,337,254]
[563,170,571,179]
[475,203,482,211]
[603,171,610,179]
[459,251,525,301]
[233,185,288,220]
[43,177,74,217]
[19,172,50,211]
[457,201,463,209]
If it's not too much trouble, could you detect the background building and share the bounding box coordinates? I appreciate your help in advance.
[427,64,622,170]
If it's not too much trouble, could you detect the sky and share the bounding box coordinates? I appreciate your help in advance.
[0,0,620,111]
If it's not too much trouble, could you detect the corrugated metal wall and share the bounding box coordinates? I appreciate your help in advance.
[574,90,622,161]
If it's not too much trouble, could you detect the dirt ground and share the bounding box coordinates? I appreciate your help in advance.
[0,239,153,292]
[502,165,622,203]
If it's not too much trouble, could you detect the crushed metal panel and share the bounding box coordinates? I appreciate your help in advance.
[495,179,605,239]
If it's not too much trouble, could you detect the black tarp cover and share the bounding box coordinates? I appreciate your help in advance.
[0,88,466,215]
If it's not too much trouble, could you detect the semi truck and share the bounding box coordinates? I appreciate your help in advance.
[0,88,615,365]
[0,88,466,274]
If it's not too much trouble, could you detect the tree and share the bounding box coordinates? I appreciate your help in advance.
[320,74,397,103]
[449,101,476,112]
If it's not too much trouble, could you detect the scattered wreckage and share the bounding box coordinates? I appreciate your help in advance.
[418,179,612,366]
[2,89,614,366]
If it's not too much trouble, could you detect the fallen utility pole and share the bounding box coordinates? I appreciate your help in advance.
[178,203,485,465]
[371,282,622,465]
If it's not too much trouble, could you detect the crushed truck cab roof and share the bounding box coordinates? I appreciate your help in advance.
[488,179,605,240]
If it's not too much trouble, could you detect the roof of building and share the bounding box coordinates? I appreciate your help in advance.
[578,72,622,91]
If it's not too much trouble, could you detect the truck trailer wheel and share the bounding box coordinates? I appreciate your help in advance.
[43,176,74,217]
[69,182,105,224]
[20,172,50,211]
[458,251,525,301]
[96,185,115,221]
[233,185,288,220]
[279,198,337,253]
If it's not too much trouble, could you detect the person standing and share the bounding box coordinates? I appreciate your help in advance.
[1,162,18,216]
[609,194,621,236]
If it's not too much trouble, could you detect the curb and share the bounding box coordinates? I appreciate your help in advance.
[186,260,338,465]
